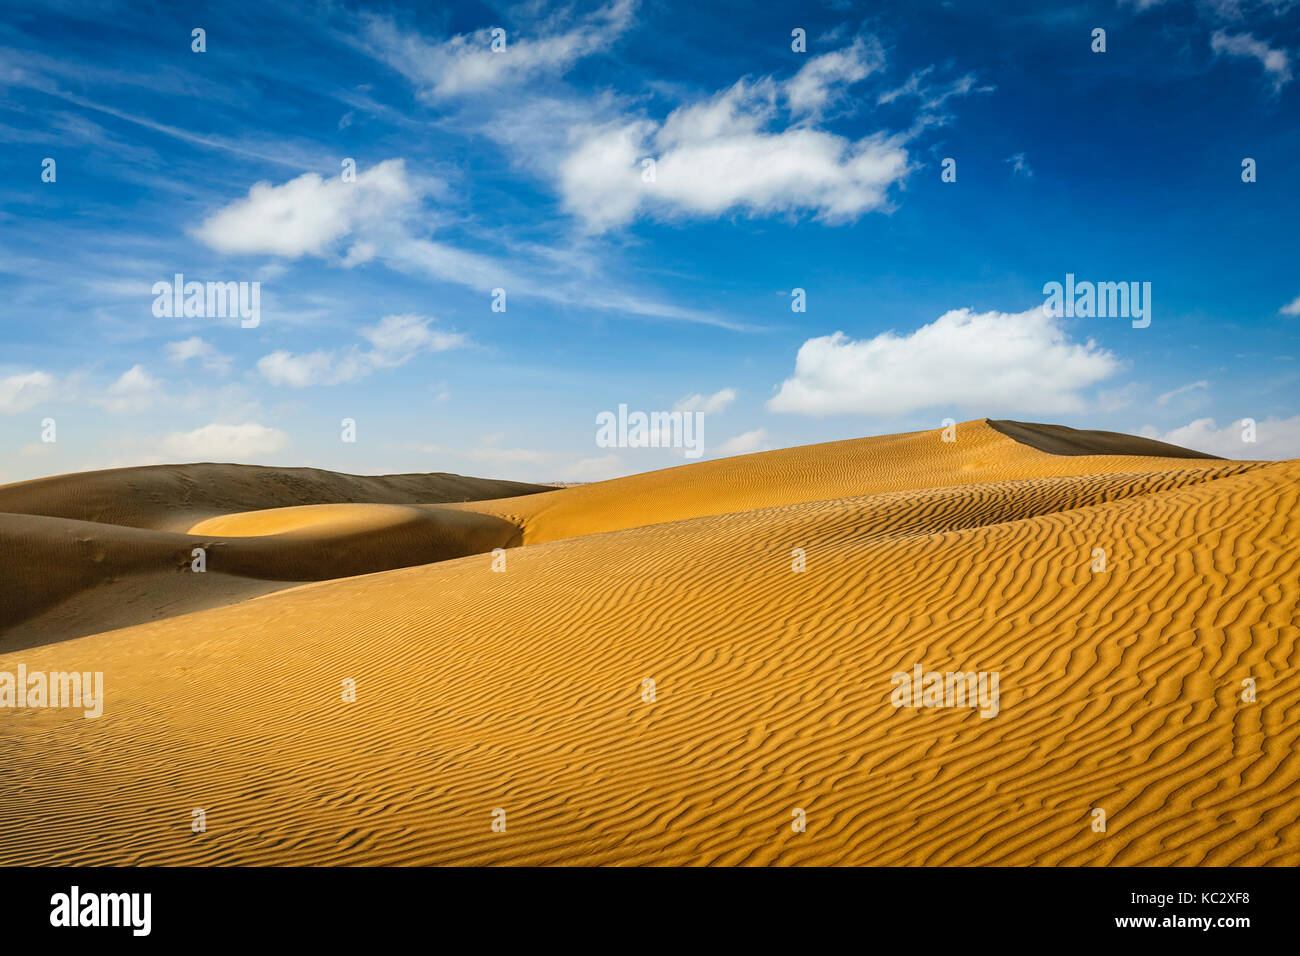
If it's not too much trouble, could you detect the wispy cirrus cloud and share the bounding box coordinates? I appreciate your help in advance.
[357,0,638,99]
[1157,380,1210,405]
[258,314,468,387]
[1211,30,1292,92]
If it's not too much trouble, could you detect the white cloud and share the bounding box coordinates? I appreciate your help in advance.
[193,159,419,259]
[1211,30,1292,92]
[257,351,342,388]
[785,38,884,116]
[360,313,468,364]
[360,0,637,99]
[877,66,935,105]
[674,387,736,415]
[1280,294,1300,315]
[165,337,233,375]
[161,422,289,461]
[715,428,768,456]
[1157,380,1210,404]
[1139,416,1300,460]
[768,307,1121,417]
[258,313,467,387]
[559,47,911,232]
[0,371,55,413]
[197,162,735,327]
[99,364,162,413]
[877,68,992,119]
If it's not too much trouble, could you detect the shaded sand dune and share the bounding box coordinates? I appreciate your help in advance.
[987,419,1223,459]
[0,419,1295,866]
[0,462,549,532]
[0,466,548,647]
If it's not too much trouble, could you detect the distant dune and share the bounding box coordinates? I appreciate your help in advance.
[0,419,1295,866]
[0,461,550,531]
[0,464,550,646]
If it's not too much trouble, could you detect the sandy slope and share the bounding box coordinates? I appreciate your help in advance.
[453,417,1233,543]
[0,419,1295,866]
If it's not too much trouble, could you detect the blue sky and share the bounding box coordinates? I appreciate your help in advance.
[2,0,1298,483]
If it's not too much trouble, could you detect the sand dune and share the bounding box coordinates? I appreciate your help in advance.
[0,461,550,532]
[454,416,1231,544]
[0,419,1295,866]
[986,419,1223,459]
[0,466,546,647]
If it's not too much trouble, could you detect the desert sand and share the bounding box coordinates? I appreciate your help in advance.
[0,419,1296,866]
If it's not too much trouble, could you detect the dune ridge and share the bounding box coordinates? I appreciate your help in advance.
[454,417,1237,544]
[0,419,1295,866]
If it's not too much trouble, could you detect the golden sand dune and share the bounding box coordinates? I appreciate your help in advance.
[454,417,1231,544]
[0,419,1295,866]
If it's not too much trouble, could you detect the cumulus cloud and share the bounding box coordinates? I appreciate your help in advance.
[161,422,289,460]
[360,0,637,99]
[1139,416,1300,460]
[715,428,768,456]
[1280,294,1300,315]
[674,388,736,415]
[0,371,55,413]
[559,46,910,232]
[193,159,419,259]
[195,161,730,326]
[166,337,232,374]
[98,365,162,413]
[1211,30,1292,92]
[258,313,467,387]
[768,307,1121,417]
